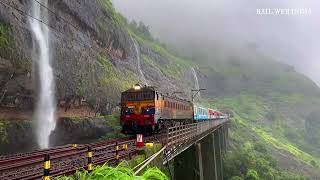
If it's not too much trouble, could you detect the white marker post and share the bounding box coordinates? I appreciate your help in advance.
[136,134,144,148]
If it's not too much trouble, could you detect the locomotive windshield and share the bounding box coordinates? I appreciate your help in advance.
[141,107,155,115]
[122,107,134,115]
[121,91,155,101]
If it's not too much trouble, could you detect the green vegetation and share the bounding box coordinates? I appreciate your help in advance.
[304,111,320,159]
[0,22,31,72]
[223,119,306,180]
[100,112,127,141]
[204,91,320,178]
[251,127,315,165]
[128,21,153,41]
[99,0,128,27]
[54,144,168,180]
[100,0,195,82]
[97,54,138,95]
[209,93,320,165]
[54,161,168,180]
[141,53,185,79]
[0,22,14,59]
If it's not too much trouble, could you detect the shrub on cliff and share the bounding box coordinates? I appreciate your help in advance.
[55,161,168,180]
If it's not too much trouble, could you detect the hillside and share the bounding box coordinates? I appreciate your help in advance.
[0,0,320,179]
[0,0,195,116]
[175,45,320,178]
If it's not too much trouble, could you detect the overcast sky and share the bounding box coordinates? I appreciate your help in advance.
[113,0,320,85]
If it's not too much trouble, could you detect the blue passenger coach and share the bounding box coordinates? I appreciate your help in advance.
[193,104,209,121]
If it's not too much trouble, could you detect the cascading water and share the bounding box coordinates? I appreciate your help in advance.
[191,67,200,98]
[132,38,148,85]
[29,0,56,149]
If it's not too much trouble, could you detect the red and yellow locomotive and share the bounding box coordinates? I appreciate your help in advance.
[120,84,193,134]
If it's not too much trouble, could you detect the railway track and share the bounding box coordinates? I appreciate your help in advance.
[0,134,166,180]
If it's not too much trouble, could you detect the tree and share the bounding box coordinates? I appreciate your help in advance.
[245,169,260,180]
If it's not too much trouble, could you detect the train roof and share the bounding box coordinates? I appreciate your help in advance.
[122,84,191,103]
[123,86,155,93]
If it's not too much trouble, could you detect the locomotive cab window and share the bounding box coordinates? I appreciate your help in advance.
[121,91,155,101]
[141,107,155,115]
[121,107,134,115]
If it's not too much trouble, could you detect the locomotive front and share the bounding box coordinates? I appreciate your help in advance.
[120,84,156,134]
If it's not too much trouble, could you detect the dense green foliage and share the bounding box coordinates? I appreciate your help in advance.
[210,93,320,165]
[54,162,168,180]
[223,119,306,180]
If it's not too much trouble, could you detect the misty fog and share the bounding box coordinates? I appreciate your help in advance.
[112,0,320,86]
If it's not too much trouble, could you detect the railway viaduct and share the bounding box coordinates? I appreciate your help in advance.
[173,124,228,180]
[0,119,230,180]
[163,119,229,180]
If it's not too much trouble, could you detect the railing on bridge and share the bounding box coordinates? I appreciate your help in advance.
[164,119,229,163]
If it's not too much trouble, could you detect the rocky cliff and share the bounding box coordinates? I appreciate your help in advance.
[0,0,194,120]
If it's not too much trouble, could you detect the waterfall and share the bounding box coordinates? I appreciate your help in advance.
[191,67,200,98]
[29,0,56,149]
[132,38,148,85]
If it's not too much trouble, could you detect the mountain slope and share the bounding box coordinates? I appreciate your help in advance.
[0,0,320,178]
[0,0,194,115]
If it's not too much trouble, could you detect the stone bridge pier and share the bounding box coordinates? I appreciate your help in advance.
[174,124,229,180]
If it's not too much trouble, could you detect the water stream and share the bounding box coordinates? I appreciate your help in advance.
[191,67,200,98]
[29,0,56,149]
[132,38,148,85]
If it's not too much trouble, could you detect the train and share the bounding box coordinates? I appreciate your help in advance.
[120,84,227,134]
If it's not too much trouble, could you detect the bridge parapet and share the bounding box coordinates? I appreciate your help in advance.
[164,119,229,163]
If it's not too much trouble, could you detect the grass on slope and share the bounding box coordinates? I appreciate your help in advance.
[224,118,306,180]
[98,54,138,92]
[207,93,320,173]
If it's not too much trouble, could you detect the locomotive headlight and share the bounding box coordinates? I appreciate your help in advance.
[133,84,141,90]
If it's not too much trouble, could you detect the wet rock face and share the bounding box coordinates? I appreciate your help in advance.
[0,0,191,118]
[50,117,113,146]
[0,118,112,155]
[0,0,132,112]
